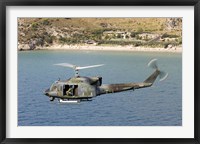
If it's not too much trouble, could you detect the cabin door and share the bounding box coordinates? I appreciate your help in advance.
[63,85,78,96]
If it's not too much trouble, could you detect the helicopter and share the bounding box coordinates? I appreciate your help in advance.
[44,59,168,103]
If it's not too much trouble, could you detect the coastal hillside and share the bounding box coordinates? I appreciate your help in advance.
[18,18,182,50]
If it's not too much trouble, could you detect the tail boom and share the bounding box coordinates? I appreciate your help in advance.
[97,82,153,95]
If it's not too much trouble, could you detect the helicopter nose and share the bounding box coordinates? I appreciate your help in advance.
[44,88,50,96]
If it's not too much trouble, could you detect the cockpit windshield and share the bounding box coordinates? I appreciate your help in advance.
[50,81,58,91]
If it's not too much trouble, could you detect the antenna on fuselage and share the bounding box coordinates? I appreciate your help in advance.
[54,63,104,77]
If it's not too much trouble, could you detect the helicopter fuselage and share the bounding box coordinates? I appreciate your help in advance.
[44,75,153,101]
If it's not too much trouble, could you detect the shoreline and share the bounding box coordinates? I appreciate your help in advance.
[19,44,182,53]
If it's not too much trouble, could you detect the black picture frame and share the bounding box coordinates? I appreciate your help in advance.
[0,0,199,144]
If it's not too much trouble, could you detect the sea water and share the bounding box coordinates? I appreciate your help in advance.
[18,50,182,126]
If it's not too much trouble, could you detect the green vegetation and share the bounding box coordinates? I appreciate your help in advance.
[18,18,182,49]
[161,33,179,38]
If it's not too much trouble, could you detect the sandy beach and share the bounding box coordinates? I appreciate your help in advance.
[19,44,182,53]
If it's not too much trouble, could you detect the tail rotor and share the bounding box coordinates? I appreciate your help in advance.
[145,59,168,83]
[159,71,168,81]
[148,58,158,70]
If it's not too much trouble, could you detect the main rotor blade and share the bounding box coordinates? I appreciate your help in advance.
[54,63,104,70]
[54,63,76,69]
[76,64,104,70]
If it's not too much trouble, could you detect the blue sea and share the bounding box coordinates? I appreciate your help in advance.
[18,50,182,126]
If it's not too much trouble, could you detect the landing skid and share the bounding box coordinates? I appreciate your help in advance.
[58,99,81,103]
[58,98,92,103]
